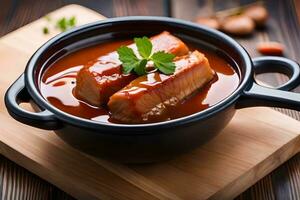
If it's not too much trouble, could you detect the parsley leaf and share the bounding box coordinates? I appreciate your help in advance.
[151,52,176,74]
[134,59,148,75]
[117,36,176,75]
[134,37,152,59]
[117,46,139,74]
[117,46,138,63]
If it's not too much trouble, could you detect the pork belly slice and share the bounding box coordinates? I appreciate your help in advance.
[108,50,215,123]
[75,31,189,106]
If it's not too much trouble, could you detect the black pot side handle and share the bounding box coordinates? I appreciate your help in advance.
[5,74,62,130]
[237,56,300,110]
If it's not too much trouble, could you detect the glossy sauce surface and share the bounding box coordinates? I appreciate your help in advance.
[40,39,239,123]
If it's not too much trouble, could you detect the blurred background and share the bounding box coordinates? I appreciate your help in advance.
[1,0,299,58]
[1,0,300,199]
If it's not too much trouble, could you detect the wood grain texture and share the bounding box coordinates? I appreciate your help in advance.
[112,0,165,16]
[0,0,300,200]
[173,1,300,199]
[0,154,74,200]
[1,73,300,199]
[296,0,300,23]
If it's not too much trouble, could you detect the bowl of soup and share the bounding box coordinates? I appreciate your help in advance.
[5,17,300,163]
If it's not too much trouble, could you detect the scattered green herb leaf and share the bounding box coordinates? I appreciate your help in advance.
[56,17,68,31]
[43,27,49,34]
[69,16,76,27]
[43,15,77,34]
[117,37,176,75]
[56,16,77,31]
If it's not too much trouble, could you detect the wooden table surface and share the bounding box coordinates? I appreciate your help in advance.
[0,0,300,199]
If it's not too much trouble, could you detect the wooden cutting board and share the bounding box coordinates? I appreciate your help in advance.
[1,5,300,200]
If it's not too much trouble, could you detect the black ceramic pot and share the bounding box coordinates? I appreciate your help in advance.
[5,17,300,163]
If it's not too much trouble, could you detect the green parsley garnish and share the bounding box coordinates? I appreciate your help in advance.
[117,36,176,75]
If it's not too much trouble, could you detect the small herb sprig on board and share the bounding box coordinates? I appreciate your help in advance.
[117,37,176,75]
[56,16,76,32]
[42,15,77,35]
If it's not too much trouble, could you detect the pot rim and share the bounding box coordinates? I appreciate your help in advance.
[25,16,252,131]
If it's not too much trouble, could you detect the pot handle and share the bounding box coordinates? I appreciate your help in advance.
[237,56,300,110]
[5,74,62,130]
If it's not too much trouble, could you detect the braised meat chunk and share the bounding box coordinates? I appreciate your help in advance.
[108,51,215,123]
[75,31,189,106]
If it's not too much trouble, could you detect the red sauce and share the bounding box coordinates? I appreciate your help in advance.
[40,40,239,123]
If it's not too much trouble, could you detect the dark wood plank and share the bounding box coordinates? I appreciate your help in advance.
[1,0,300,199]
[0,1,165,199]
[0,155,75,200]
[265,0,300,121]
[112,0,165,16]
[296,0,300,22]
[0,0,113,37]
[0,1,111,199]
[172,0,300,199]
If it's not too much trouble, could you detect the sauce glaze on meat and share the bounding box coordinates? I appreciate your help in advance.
[40,38,239,124]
